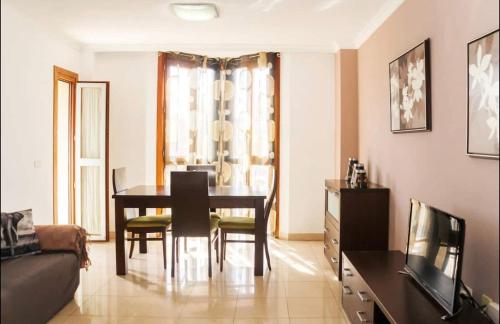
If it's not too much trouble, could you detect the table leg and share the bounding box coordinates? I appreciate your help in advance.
[139,208,148,253]
[254,198,265,276]
[115,199,127,275]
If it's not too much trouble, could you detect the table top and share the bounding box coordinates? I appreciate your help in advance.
[343,250,491,324]
[113,185,268,199]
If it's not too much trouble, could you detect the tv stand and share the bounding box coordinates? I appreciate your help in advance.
[341,251,491,323]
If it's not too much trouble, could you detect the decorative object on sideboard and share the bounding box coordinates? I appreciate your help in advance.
[389,39,432,133]
[355,169,367,188]
[350,163,366,186]
[467,29,499,159]
[345,157,358,181]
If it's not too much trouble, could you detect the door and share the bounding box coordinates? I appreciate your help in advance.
[75,82,109,241]
[53,66,77,225]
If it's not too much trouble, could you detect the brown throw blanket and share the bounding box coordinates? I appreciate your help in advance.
[34,225,91,269]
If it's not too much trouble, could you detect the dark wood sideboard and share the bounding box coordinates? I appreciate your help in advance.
[324,180,389,280]
[342,250,491,324]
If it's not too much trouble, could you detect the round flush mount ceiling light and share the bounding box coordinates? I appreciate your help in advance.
[171,3,219,21]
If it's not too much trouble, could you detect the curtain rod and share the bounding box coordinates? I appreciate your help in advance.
[162,51,280,61]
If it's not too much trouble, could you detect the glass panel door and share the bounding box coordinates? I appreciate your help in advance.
[75,82,108,241]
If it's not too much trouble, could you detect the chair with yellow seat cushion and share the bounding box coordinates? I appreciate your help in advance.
[112,168,171,269]
[218,169,277,272]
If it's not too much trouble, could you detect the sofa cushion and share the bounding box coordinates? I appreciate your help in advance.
[1,252,80,324]
[1,209,41,260]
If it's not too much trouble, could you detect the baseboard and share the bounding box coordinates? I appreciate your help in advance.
[278,232,323,241]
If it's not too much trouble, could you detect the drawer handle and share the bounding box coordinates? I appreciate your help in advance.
[330,257,338,264]
[356,311,370,323]
[342,285,352,295]
[343,268,353,277]
[331,238,339,245]
[357,291,371,302]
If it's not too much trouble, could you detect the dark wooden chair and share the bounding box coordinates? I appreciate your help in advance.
[186,164,216,187]
[112,168,171,269]
[219,169,277,272]
[170,171,220,278]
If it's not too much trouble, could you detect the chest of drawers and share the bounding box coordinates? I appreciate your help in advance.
[324,180,389,280]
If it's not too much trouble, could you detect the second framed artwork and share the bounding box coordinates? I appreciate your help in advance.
[389,39,431,133]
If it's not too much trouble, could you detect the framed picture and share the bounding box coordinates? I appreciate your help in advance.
[467,29,499,159]
[389,39,431,133]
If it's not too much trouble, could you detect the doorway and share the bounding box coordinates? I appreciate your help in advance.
[53,67,110,241]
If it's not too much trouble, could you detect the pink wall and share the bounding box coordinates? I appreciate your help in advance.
[358,0,499,300]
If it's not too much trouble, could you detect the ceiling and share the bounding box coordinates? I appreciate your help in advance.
[5,0,404,53]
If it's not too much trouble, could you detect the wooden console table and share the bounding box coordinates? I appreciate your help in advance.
[341,250,491,324]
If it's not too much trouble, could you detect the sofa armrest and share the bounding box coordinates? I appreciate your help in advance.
[35,225,90,269]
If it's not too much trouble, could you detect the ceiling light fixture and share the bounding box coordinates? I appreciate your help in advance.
[171,3,219,21]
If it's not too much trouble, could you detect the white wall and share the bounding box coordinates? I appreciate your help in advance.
[93,52,158,230]
[93,51,335,235]
[280,52,336,235]
[0,2,88,224]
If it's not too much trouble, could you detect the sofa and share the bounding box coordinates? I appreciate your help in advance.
[1,225,87,324]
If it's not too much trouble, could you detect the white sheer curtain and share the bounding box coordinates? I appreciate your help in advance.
[80,87,102,236]
[164,64,217,187]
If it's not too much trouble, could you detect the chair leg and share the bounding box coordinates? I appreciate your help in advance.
[162,230,167,270]
[264,238,272,271]
[220,231,224,272]
[171,235,175,277]
[215,231,219,264]
[176,237,179,263]
[223,233,227,261]
[208,236,212,278]
[129,233,135,259]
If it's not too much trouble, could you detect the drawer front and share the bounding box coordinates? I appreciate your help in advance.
[342,255,375,323]
[324,216,340,244]
[326,190,340,222]
[324,241,340,275]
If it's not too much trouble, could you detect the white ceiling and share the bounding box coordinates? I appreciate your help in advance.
[5,0,404,53]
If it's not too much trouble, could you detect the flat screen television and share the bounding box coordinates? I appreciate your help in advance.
[405,198,466,315]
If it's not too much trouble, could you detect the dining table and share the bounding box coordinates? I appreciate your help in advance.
[112,185,268,276]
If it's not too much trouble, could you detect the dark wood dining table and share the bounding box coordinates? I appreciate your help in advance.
[112,185,268,276]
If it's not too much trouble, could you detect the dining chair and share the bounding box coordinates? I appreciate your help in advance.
[186,164,216,187]
[218,169,277,272]
[112,168,171,269]
[170,171,220,278]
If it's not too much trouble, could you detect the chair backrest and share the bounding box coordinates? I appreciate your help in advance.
[171,171,210,237]
[112,167,128,194]
[186,164,216,187]
[264,168,278,225]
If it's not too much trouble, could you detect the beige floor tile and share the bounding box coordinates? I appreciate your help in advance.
[73,295,184,317]
[287,298,341,318]
[189,281,240,298]
[180,297,237,318]
[285,282,333,298]
[176,319,234,324]
[289,318,347,324]
[235,298,289,319]
[58,316,177,324]
[234,319,290,324]
[238,282,287,298]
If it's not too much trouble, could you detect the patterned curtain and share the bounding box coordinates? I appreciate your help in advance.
[162,52,279,231]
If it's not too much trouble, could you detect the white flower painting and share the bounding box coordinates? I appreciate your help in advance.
[389,40,431,132]
[468,30,499,158]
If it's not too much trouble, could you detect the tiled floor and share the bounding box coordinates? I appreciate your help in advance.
[50,235,347,324]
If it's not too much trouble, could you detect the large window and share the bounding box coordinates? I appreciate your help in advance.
[156,52,280,233]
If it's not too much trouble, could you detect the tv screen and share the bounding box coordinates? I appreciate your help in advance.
[405,198,465,315]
